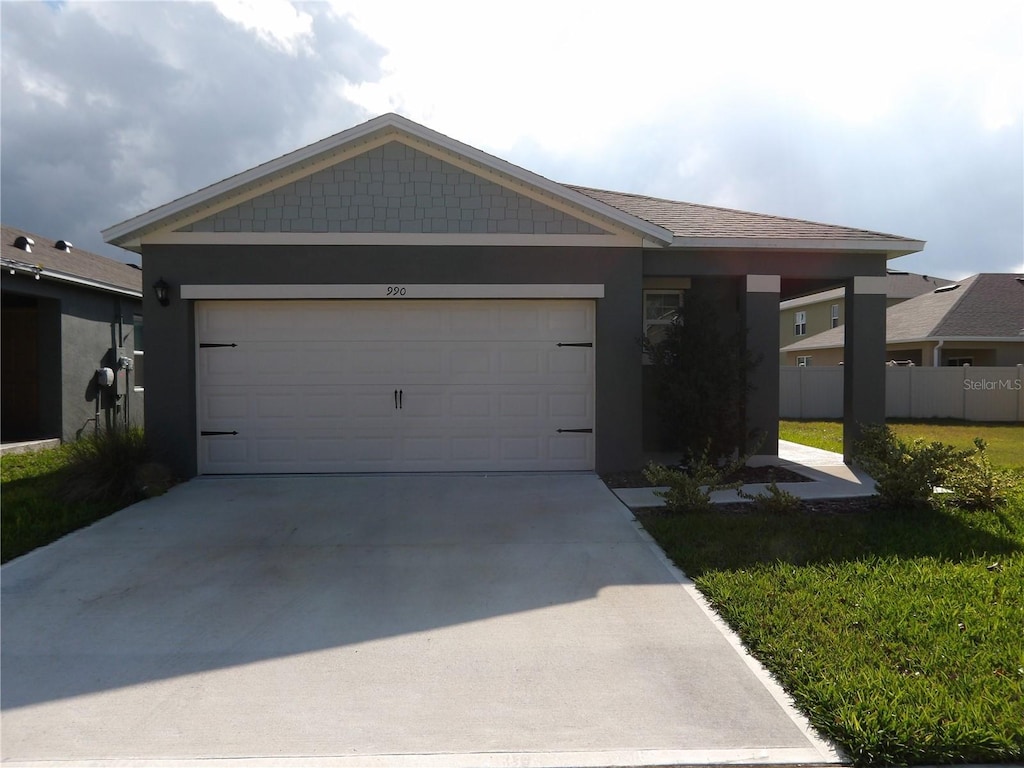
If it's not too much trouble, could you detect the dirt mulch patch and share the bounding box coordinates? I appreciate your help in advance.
[602,463,811,489]
[633,495,878,518]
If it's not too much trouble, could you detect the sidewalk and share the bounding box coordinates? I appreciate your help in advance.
[612,440,877,509]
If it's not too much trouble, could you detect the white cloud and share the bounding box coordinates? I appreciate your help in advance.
[209,0,314,55]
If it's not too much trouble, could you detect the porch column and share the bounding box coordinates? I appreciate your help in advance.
[843,276,887,462]
[744,275,780,457]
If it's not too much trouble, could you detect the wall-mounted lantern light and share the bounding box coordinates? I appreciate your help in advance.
[153,277,170,307]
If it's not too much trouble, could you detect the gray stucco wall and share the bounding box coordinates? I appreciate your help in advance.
[0,277,143,443]
[141,244,643,477]
[180,142,610,236]
[643,250,889,458]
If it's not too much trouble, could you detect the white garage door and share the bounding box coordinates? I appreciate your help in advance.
[196,300,595,473]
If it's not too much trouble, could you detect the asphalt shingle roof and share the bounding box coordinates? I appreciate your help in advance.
[1,225,142,294]
[782,273,1024,351]
[568,186,916,242]
[780,271,954,309]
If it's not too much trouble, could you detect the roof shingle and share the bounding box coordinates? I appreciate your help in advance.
[568,185,919,243]
[782,273,1024,351]
[2,225,142,294]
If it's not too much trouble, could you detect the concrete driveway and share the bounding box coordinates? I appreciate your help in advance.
[1,474,839,767]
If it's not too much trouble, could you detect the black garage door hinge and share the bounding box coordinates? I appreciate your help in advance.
[556,342,593,347]
[199,343,238,348]
[557,428,593,433]
[201,430,238,436]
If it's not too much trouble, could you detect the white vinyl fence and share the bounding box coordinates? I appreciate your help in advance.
[780,366,1024,422]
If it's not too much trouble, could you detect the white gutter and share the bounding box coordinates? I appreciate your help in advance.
[668,236,925,255]
[933,339,944,367]
[2,260,142,299]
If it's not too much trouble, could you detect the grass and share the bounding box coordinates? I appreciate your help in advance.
[1,434,152,564]
[781,419,1024,469]
[642,412,1024,768]
[641,498,1024,765]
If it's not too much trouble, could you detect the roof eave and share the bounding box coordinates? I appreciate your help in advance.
[783,335,1024,352]
[1,259,142,298]
[666,237,925,255]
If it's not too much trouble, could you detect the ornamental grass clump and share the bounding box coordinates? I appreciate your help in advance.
[60,426,151,506]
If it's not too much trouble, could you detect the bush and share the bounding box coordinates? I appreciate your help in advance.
[643,445,745,513]
[643,290,758,458]
[60,426,152,506]
[739,480,802,514]
[854,424,968,508]
[943,438,1021,510]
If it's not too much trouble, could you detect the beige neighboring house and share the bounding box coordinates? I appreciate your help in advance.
[781,273,1024,367]
[779,270,952,363]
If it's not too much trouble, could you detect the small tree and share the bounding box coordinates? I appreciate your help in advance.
[643,290,758,460]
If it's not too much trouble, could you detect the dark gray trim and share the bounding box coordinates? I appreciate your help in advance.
[843,284,887,460]
[744,288,781,455]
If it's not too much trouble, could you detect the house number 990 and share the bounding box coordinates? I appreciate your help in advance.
[386,286,407,297]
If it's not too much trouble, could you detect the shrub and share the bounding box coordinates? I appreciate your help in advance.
[943,438,1021,510]
[854,424,968,508]
[739,480,802,514]
[643,445,745,513]
[60,426,152,506]
[643,290,758,459]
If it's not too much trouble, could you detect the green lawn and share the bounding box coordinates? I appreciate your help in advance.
[641,498,1024,765]
[1,446,122,563]
[643,417,1024,764]
[781,419,1024,469]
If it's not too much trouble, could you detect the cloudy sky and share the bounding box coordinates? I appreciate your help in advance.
[2,0,1021,279]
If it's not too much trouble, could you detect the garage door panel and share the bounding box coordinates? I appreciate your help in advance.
[197,299,594,473]
[550,433,590,461]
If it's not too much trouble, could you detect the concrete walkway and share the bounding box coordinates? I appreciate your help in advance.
[1,473,842,767]
[613,440,876,509]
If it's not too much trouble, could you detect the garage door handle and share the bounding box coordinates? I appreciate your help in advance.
[399,389,403,409]
[394,389,398,409]
[557,342,593,348]
[557,428,593,433]
[201,430,238,436]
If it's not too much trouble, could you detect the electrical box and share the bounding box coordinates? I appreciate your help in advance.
[115,347,128,392]
[97,368,115,387]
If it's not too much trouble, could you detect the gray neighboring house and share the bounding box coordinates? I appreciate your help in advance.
[782,273,1024,367]
[1,225,144,443]
[779,270,953,363]
[102,113,924,475]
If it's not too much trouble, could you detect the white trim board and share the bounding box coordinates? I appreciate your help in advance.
[180,284,606,300]
[144,232,641,248]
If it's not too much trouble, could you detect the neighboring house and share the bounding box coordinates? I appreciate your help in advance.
[102,113,924,475]
[1,226,144,443]
[781,273,1024,367]
[780,270,953,363]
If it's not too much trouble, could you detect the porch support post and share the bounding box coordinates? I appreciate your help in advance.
[744,275,780,458]
[843,276,887,462]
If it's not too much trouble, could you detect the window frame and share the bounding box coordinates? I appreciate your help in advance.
[794,310,807,337]
[796,355,812,367]
[643,289,684,340]
[132,313,145,391]
[946,356,974,367]
[830,303,840,329]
